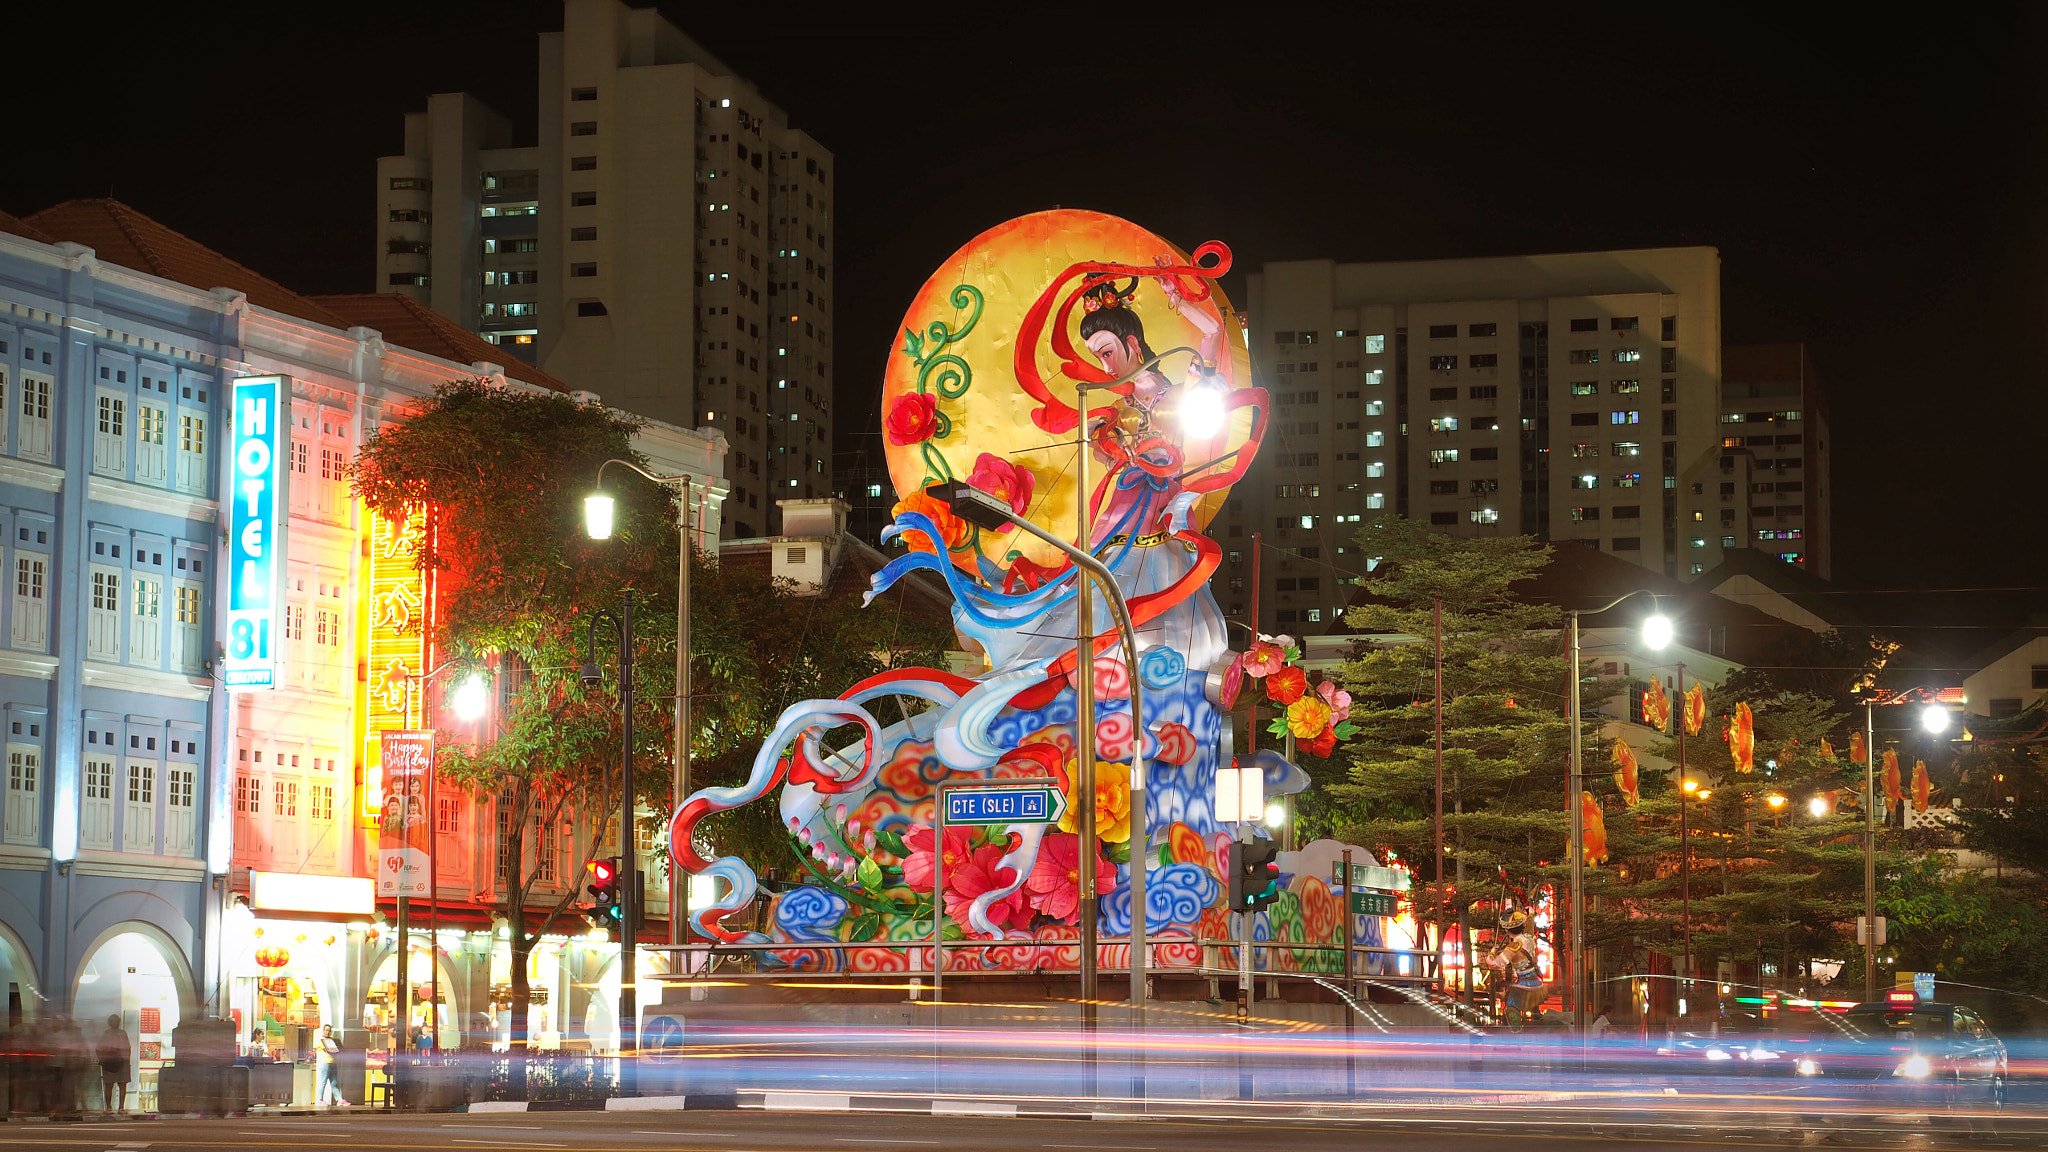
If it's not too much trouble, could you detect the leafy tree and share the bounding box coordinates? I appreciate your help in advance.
[1327,517,1606,1000]
[353,380,952,1055]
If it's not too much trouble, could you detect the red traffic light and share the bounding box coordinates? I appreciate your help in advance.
[588,858,617,885]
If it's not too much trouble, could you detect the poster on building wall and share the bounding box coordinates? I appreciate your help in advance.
[376,729,433,897]
[224,375,291,690]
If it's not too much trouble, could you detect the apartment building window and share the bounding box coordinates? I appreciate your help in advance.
[570,226,597,241]
[1612,537,1641,551]
[570,191,597,207]
[1610,411,1639,425]
[1469,479,1499,495]
[388,273,429,287]
[1572,443,1599,459]
[88,567,121,661]
[1570,413,1597,426]
[1273,331,1295,344]
[1468,386,1497,399]
[167,765,196,855]
[1429,512,1456,526]
[1365,462,1385,477]
[389,177,431,191]
[1572,507,1600,522]
[133,400,168,485]
[1570,381,1597,396]
[570,87,597,100]
[1428,449,1459,464]
[1364,335,1385,353]
[1614,349,1642,363]
[1569,318,1599,332]
[1429,480,1457,496]
[1568,350,1599,364]
[1426,324,1456,339]
[1469,354,1498,368]
[1469,508,1500,524]
[4,746,38,844]
[570,263,597,277]
[81,755,115,850]
[1471,446,1498,460]
[1613,506,1642,520]
[1615,473,1643,488]
[1365,493,1386,509]
[1613,442,1642,457]
[130,572,162,666]
[569,121,598,136]
[19,373,51,463]
[1428,356,1457,370]
[178,412,208,495]
[1571,474,1600,489]
[1429,417,1458,432]
[12,554,45,651]
[123,761,155,853]
[1468,323,1497,337]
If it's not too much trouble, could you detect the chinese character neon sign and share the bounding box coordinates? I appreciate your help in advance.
[223,375,290,690]
[361,505,429,817]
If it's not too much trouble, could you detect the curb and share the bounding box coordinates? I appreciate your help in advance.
[464,1096,691,1113]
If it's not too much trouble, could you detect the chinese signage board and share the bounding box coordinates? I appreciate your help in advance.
[223,375,290,690]
[1349,891,1399,917]
[361,505,428,817]
[377,729,433,897]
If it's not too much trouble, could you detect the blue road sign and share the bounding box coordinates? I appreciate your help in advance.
[943,785,1066,826]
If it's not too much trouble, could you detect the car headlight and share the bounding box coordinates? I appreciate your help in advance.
[1705,1048,1733,1061]
[1896,1055,1932,1079]
[1748,1048,1778,1061]
[1795,1058,1821,1076]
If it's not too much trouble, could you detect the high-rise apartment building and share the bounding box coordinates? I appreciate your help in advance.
[376,0,833,538]
[1230,248,1753,635]
[1719,344,1831,580]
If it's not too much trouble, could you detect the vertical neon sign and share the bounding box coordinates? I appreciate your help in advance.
[224,375,289,690]
[361,505,428,817]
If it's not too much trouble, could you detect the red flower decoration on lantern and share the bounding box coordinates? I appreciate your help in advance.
[1265,665,1307,705]
[884,392,941,446]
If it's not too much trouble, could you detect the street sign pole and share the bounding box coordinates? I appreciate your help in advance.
[933,780,1068,1012]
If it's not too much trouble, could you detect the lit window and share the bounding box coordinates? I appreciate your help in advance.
[1298,515,1318,530]
[1571,507,1599,522]
[1722,535,1737,547]
[1614,349,1642,363]
[1365,461,1385,477]
[1430,416,1459,432]
[1365,493,1386,509]
[1610,410,1639,425]
[1571,474,1599,489]
[1720,413,1745,423]
[1614,473,1642,487]
[865,483,883,498]
[1366,431,1385,447]
[1304,609,1323,622]
[1429,449,1459,463]
[1690,537,1707,548]
[1612,442,1642,457]
[1572,443,1599,459]
[1469,508,1499,524]
[1364,335,1385,354]
[1364,400,1384,416]
[1364,369,1384,386]
[1777,410,1803,421]
[1611,379,1640,393]
[1690,564,1705,575]
[1571,382,1597,396]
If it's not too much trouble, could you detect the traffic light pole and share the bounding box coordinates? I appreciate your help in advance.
[618,591,638,1096]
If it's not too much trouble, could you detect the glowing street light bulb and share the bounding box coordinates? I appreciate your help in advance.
[1180,374,1229,440]
[1921,705,1950,735]
[584,493,616,540]
[1765,794,1787,809]
[1682,778,1699,794]
[1807,795,1829,818]
[452,674,490,722]
[1264,801,1286,829]
[1642,614,1674,650]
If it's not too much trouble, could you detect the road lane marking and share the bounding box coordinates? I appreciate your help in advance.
[833,1141,939,1145]
[628,1135,737,1140]
[441,1127,543,1132]
[447,1141,565,1149]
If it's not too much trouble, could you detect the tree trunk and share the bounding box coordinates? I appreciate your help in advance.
[505,787,529,1098]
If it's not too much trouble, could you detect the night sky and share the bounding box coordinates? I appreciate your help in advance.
[11,3,2047,646]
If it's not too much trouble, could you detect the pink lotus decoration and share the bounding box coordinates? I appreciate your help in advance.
[1317,680,1352,724]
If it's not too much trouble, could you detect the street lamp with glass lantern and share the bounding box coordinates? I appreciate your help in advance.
[924,479,1150,1016]
[1565,592,1671,1031]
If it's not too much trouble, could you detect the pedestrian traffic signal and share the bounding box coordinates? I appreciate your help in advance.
[1228,840,1281,914]
[588,857,622,934]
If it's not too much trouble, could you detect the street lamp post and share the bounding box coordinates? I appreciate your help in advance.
[585,460,698,953]
[1679,774,1697,1016]
[1567,592,1671,1031]
[926,480,1149,1018]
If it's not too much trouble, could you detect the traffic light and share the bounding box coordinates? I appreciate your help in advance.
[1228,840,1281,915]
[588,857,622,935]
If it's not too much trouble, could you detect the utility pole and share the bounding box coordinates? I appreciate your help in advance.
[1433,597,1445,994]
[1863,701,1876,1004]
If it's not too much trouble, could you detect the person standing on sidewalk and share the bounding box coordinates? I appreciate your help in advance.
[95,1016,130,1114]
[314,1026,348,1107]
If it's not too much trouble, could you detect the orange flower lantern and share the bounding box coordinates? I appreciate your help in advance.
[1610,739,1640,807]
[1849,731,1867,764]
[1683,684,1706,736]
[1911,759,1931,814]
[1728,701,1755,773]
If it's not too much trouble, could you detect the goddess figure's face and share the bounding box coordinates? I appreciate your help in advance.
[1085,330,1144,381]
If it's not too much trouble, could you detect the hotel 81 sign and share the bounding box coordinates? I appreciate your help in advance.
[224,375,291,690]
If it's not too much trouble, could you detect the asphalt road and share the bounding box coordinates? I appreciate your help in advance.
[0,1107,2039,1152]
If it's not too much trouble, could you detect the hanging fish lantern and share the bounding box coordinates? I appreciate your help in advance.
[1684,684,1707,736]
[1729,701,1755,773]
[1579,791,1609,865]
[1911,759,1931,814]
[1850,731,1867,764]
[1611,739,1640,806]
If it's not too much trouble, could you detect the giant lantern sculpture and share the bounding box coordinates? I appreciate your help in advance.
[669,211,1321,971]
